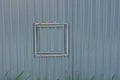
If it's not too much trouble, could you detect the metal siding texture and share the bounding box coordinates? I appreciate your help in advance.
[0,0,3,79]
[36,26,65,53]
[0,0,120,80]
[73,0,120,80]
[34,0,72,80]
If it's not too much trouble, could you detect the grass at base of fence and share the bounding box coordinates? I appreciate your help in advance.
[5,71,31,80]
[4,72,119,80]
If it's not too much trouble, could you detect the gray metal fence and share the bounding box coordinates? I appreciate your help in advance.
[0,0,120,80]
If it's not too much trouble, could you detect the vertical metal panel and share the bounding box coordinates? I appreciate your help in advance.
[0,0,3,79]
[72,0,120,80]
[0,0,120,80]
[34,0,72,80]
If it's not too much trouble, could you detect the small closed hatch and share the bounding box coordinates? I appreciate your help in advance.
[34,23,68,56]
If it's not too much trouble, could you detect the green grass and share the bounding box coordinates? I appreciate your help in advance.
[5,71,31,80]
[112,74,118,80]
[4,72,119,80]
[15,72,23,80]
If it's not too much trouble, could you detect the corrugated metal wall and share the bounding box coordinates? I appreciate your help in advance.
[0,0,120,80]
[72,0,120,79]
[0,0,73,80]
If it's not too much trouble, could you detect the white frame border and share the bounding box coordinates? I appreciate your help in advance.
[34,23,68,57]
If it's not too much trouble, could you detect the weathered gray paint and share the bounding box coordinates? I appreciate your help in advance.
[0,0,120,80]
